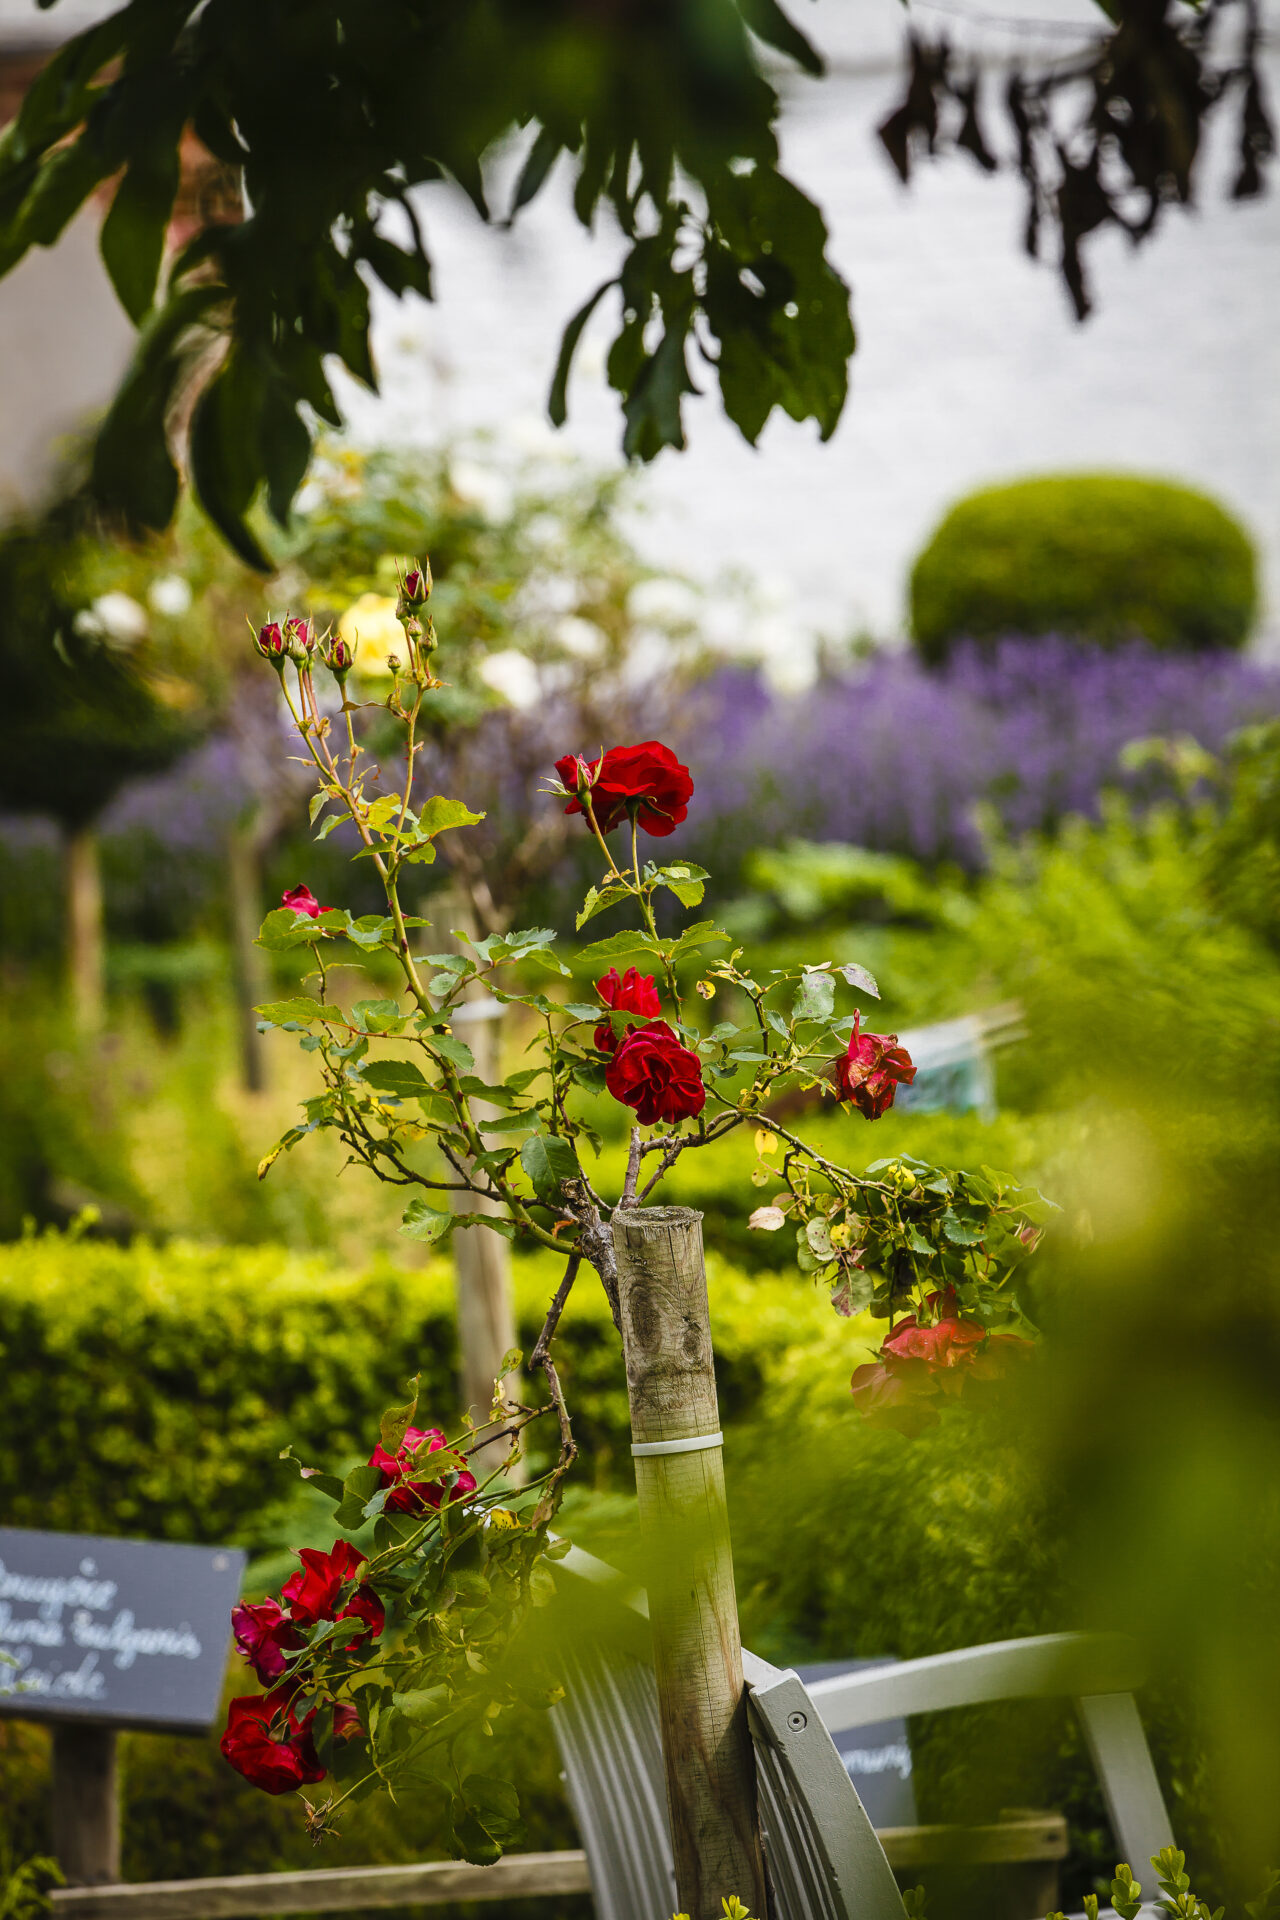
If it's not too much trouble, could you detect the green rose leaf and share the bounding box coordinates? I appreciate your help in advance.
[792,969,836,1024]
[401,1198,454,1243]
[519,1132,580,1202]
[256,998,345,1027]
[838,961,881,999]
[575,928,663,965]
[418,795,486,837]
[362,1061,433,1097]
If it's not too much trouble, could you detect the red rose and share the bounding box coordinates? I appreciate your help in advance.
[368,1425,478,1514]
[281,1541,384,1644]
[282,884,323,919]
[880,1302,986,1371]
[850,1292,1030,1433]
[220,1686,326,1795]
[834,1015,916,1120]
[554,741,693,837]
[594,966,662,1054]
[605,1021,705,1126]
[231,1598,303,1685]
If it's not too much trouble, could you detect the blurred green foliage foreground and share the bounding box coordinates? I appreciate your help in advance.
[2,714,1279,1911]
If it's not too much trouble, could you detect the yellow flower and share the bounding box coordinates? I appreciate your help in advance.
[338,594,402,677]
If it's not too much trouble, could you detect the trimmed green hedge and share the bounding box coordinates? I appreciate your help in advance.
[910,474,1258,662]
[0,1232,872,1547]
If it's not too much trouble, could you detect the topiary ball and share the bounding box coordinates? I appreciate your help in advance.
[909,473,1258,664]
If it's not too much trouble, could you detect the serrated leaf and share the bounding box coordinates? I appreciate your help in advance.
[576,928,663,965]
[256,998,344,1027]
[838,961,881,999]
[793,969,836,1024]
[519,1132,580,1202]
[401,1198,453,1243]
[432,1033,475,1074]
[418,795,485,837]
[941,1209,985,1246]
[362,1060,433,1097]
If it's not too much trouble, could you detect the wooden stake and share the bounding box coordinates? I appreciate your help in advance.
[65,825,104,1034]
[51,1723,120,1886]
[611,1206,767,1920]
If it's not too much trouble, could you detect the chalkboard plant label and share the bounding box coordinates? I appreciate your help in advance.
[0,1528,245,1732]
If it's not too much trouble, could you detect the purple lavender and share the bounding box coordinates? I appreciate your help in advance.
[672,638,1280,871]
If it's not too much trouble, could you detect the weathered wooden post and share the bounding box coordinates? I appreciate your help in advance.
[431,888,523,1480]
[612,1205,768,1920]
[51,1724,120,1885]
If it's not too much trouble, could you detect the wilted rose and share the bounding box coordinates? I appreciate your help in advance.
[834,1015,916,1120]
[554,741,693,837]
[220,1686,326,1795]
[605,1021,705,1126]
[282,884,323,919]
[368,1425,478,1514]
[594,966,662,1053]
[231,1598,303,1685]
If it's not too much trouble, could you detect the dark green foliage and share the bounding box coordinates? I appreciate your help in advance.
[910,475,1259,663]
[0,0,852,564]
[0,502,198,831]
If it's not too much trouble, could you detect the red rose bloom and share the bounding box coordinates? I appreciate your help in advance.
[850,1291,1030,1434]
[834,1014,916,1120]
[605,1021,705,1126]
[554,741,693,837]
[231,1598,303,1685]
[281,1541,384,1645]
[220,1686,326,1795]
[368,1425,478,1514]
[282,884,323,919]
[594,966,662,1054]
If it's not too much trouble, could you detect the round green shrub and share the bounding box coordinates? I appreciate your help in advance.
[909,474,1258,663]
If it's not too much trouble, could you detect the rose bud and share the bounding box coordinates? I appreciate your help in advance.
[255,621,287,669]
[604,1021,706,1126]
[284,617,314,663]
[402,562,430,605]
[834,1014,916,1120]
[281,884,324,919]
[554,742,693,837]
[594,966,661,1054]
[323,634,354,679]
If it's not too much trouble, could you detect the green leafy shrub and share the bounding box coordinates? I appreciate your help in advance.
[910,475,1258,662]
[0,1234,874,1546]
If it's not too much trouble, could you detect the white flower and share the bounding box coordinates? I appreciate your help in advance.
[478,649,539,709]
[449,460,514,523]
[73,591,149,649]
[627,576,701,626]
[554,615,607,659]
[147,575,192,617]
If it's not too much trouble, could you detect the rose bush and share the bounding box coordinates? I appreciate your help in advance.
[227,557,1051,1851]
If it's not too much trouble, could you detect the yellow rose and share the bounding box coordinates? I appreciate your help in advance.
[338,593,403,677]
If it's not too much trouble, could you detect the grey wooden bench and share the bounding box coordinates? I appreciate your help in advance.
[550,1544,1175,1920]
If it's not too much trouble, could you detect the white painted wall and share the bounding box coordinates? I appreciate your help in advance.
[0,0,1275,655]
[340,0,1280,655]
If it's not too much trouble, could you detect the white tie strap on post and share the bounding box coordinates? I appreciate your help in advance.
[631,1433,724,1458]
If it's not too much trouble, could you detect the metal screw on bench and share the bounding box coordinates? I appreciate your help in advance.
[612,1205,768,1920]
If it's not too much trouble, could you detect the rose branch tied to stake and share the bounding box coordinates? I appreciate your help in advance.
[224,561,1053,1862]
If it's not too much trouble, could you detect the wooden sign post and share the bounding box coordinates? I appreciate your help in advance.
[0,1528,245,1885]
[612,1206,768,1920]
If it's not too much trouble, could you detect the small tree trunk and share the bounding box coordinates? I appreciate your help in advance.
[65,824,104,1033]
[431,887,522,1480]
[612,1205,768,1920]
[228,819,270,1093]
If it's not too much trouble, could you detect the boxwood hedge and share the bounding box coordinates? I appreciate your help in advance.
[910,474,1258,662]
